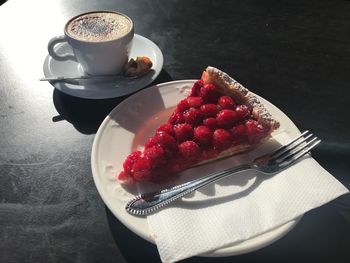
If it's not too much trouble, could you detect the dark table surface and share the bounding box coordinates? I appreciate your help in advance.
[1,0,350,262]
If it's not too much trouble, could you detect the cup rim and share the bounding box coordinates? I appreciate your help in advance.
[64,10,134,43]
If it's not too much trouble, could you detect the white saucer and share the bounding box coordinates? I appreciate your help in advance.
[91,80,302,257]
[43,34,164,99]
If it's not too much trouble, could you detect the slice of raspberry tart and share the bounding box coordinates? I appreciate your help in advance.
[118,66,280,184]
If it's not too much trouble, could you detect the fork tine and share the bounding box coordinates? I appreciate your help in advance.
[275,136,319,165]
[271,130,310,158]
[289,139,321,162]
[272,133,313,160]
[278,139,321,169]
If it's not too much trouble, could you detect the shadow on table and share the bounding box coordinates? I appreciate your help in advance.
[51,69,173,134]
[105,206,162,263]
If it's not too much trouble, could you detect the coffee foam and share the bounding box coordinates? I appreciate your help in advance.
[66,12,132,42]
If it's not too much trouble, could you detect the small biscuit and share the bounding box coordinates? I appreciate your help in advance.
[124,56,153,77]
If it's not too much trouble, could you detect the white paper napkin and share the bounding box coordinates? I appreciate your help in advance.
[143,133,349,263]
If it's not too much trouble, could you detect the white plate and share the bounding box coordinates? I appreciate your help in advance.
[43,34,164,99]
[91,80,302,257]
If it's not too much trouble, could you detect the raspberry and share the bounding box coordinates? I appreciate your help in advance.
[168,111,185,125]
[174,123,193,142]
[187,96,203,108]
[218,96,235,110]
[154,132,178,154]
[199,83,220,103]
[176,99,190,112]
[144,145,166,168]
[123,151,142,172]
[179,141,200,160]
[144,136,157,148]
[231,124,247,144]
[117,171,129,182]
[245,120,266,144]
[146,132,178,156]
[213,129,232,150]
[132,157,152,181]
[190,80,203,96]
[156,123,175,136]
[216,109,238,128]
[203,117,218,130]
[200,104,219,117]
[183,107,203,125]
[235,105,250,120]
[194,125,212,146]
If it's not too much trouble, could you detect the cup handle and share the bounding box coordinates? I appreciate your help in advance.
[48,35,75,61]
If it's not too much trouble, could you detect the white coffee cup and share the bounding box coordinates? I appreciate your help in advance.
[48,11,134,75]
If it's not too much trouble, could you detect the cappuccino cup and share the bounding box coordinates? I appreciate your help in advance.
[48,11,134,75]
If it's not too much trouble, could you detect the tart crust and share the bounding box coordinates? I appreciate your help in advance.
[193,66,279,165]
[204,66,280,131]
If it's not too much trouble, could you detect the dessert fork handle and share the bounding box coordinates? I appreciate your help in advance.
[126,164,251,216]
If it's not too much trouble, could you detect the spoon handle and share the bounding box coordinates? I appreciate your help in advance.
[39,74,134,82]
